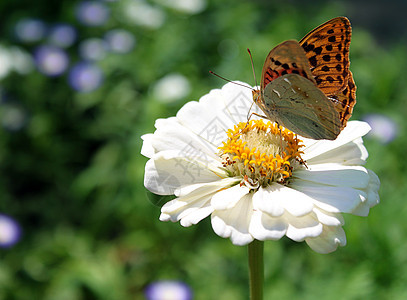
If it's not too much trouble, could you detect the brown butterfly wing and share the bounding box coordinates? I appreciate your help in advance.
[260,40,316,91]
[299,17,352,95]
[329,71,356,128]
[300,17,356,129]
[262,74,341,140]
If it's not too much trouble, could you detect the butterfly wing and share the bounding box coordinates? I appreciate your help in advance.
[329,71,356,128]
[261,73,341,140]
[300,17,356,129]
[260,40,316,91]
[299,17,352,94]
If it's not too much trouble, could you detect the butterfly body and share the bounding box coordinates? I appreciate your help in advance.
[253,17,356,140]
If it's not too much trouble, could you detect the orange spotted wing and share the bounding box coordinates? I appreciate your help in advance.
[299,17,356,129]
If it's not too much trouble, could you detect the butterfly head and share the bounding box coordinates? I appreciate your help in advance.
[252,89,261,104]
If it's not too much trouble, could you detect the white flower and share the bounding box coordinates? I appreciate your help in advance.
[142,82,380,254]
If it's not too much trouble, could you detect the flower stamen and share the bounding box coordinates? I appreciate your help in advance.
[218,120,305,187]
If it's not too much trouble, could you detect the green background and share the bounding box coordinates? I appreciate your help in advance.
[0,0,405,299]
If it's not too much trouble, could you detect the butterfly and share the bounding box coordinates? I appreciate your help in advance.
[252,17,356,140]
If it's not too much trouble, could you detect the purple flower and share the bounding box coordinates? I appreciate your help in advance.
[68,62,104,92]
[145,280,192,300]
[0,214,21,248]
[363,113,398,144]
[76,1,110,26]
[48,24,77,48]
[34,45,69,76]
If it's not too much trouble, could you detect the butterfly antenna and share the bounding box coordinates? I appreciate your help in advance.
[245,49,259,120]
[247,48,258,87]
[209,71,254,90]
[246,100,256,120]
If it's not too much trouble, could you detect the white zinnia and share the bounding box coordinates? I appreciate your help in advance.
[141,81,380,254]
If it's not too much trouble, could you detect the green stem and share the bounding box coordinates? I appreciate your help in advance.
[248,239,264,300]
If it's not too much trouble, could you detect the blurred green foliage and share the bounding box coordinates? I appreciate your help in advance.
[0,0,406,299]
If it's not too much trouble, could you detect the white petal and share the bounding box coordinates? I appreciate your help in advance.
[162,179,239,223]
[152,116,219,160]
[160,192,213,225]
[313,209,344,226]
[154,116,177,129]
[176,82,260,148]
[366,169,380,207]
[145,159,180,195]
[176,95,230,148]
[160,198,188,214]
[249,210,287,240]
[252,185,284,217]
[351,169,380,216]
[165,179,238,215]
[302,121,371,161]
[160,194,211,219]
[305,225,346,254]
[211,184,250,210]
[159,212,172,222]
[175,177,240,197]
[305,137,368,166]
[254,183,314,217]
[276,185,315,216]
[211,193,254,245]
[349,199,370,216]
[144,152,222,195]
[141,134,155,158]
[180,206,214,227]
[291,182,365,213]
[293,165,370,189]
[162,149,225,176]
[219,81,262,124]
[285,212,323,241]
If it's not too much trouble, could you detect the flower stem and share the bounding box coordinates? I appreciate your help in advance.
[248,239,264,300]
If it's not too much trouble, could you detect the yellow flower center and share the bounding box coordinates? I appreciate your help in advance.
[218,120,305,187]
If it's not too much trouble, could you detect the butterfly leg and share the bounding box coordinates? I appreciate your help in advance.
[299,156,309,169]
[279,126,283,155]
[294,134,309,169]
[239,112,269,133]
[248,112,268,121]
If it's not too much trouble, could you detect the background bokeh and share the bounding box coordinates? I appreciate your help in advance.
[0,0,405,299]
